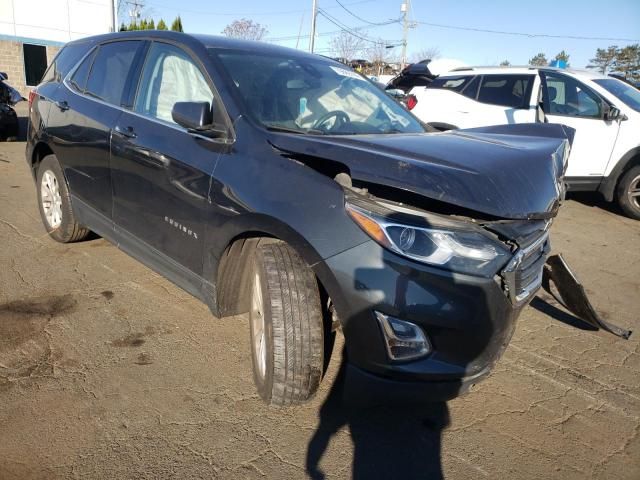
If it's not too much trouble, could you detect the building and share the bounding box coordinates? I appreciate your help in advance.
[0,0,116,96]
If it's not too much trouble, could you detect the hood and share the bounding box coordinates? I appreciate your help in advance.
[269,123,574,220]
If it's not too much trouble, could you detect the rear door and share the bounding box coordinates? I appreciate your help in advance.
[541,71,620,181]
[466,74,537,126]
[47,40,144,218]
[110,40,231,275]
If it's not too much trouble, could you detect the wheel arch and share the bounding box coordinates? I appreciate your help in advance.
[599,146,640,201]
[206,214,341,321]
[29,141,55,178]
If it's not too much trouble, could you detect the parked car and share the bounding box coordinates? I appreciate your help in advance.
[408,67,640,219]
[0,72,23,140]
[27,32,573,406]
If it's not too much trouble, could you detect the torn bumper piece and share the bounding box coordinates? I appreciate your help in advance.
[542,254,632,339]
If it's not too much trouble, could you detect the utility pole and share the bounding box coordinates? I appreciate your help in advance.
[401,1,408,70]
[126,0,143,25]
[111,0,118,32]
[309,0,318,53]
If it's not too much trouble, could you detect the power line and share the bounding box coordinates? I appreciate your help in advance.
[317,8,397,45]
[143,0,375,18]
[415,21,640,43]
[334,0,397,26]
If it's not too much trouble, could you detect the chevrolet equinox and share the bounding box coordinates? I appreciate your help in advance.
[27,32,573,405]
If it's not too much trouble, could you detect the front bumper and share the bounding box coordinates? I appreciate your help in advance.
[320,240,527,400]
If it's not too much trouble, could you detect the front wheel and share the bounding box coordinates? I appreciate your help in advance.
[250,242,324,406]
[616,166,640,220]
[36,155,91,242]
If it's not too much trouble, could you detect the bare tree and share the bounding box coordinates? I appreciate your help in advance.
[411,47,441,63]
[367,40,392,75]
[222,18,268,41]
[329,32,364,61]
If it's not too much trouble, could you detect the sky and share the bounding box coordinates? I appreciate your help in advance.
[125,0,640,68]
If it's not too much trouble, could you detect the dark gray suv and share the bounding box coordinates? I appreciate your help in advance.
[27,31,573,405]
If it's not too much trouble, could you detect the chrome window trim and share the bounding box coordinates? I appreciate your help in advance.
[61,41,234,146]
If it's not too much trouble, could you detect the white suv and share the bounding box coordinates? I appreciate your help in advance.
[409,67,640,219]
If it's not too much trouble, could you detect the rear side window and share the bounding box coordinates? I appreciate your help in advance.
[85,41,140,106]
[69,49,97,92]
[477,75,534,108]
[428,76,473,92]
[41,43,90,84]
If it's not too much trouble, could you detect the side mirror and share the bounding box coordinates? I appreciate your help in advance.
[171,101,213,130]
[603,103,622,121]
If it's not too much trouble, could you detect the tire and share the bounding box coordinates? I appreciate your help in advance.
[616,165,640,220]
[36,154,91,242]
[250,242,324,406]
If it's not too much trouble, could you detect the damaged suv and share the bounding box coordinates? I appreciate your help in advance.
[27,32,574,405]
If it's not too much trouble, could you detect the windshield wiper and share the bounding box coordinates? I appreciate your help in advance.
[265,125,325,135]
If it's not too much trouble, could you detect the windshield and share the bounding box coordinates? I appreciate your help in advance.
[211,49,424,135]
[593,78,640,113]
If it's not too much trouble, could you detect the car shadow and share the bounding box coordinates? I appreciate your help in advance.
[530,295,597,331]
[566,192,624,217]
[306,350,450,480]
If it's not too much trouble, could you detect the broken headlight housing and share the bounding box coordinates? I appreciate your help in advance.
[346,194,511,277]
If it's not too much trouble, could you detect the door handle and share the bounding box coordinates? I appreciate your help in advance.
[114,125,137,139]
[55,100,69,111]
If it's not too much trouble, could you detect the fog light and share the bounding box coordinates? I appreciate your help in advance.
[375,312,431,361]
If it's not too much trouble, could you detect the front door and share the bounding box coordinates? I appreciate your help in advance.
[110,41,230,275]
[542,72,620,180]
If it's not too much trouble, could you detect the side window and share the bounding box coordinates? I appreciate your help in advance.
[544,73,602,118]
[85,41,140,106]
[41,43,89,84]
[134,42,214,125]
[477,75,534,108]
[69,49,97,92]
[428,76,473,92]
[461,75,480,99]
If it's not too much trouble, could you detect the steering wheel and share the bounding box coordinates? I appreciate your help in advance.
[312,110,350,132]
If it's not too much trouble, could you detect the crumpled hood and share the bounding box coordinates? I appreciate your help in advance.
[269,123,574,220]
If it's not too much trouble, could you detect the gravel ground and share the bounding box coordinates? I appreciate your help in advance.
[1,112,639,479]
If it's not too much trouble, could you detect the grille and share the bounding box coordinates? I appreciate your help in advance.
[502,231,550,304]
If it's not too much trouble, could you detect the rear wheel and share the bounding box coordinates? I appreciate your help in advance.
[250,242,324,406]
[616,166,640,220]
[36,155,91,242]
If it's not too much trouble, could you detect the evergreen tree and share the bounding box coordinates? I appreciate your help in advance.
[171,16,183,32]
[157,19,168,30]
[529,53,548,66]
[587,46,618,74]
[148,19,155,30]
[119,22,128,32]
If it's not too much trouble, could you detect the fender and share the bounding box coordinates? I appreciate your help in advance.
[598,146,640,201]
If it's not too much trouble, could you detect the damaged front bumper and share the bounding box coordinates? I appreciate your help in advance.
[543,254,632,339]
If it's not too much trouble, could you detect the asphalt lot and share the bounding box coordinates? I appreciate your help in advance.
[1,110,639,479]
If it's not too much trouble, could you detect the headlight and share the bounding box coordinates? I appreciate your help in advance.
[346,200,511,277]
